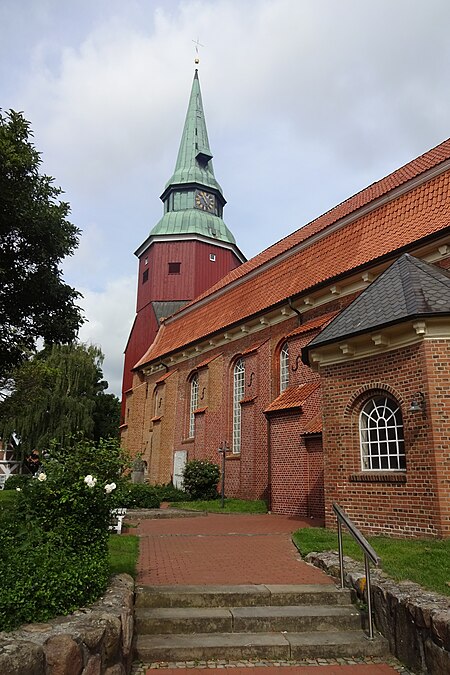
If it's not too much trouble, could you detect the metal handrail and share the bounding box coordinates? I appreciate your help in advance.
[332,502,380,640]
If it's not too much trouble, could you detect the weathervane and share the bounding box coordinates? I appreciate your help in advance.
[192,37,204,65]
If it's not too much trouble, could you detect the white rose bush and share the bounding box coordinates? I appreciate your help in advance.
[0,438,129,632]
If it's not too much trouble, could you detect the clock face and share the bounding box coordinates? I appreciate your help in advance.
[195,190,216,213]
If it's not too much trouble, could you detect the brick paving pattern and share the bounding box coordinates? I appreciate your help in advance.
[137,514,332,586]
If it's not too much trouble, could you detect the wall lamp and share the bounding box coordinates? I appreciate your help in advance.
[409,392,425,413]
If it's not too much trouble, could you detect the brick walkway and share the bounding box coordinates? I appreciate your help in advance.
[137,513,332,586]
[136,513,405,674]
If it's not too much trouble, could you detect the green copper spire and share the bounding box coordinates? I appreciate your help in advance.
[149,69,238,246]
[164,69,222,193]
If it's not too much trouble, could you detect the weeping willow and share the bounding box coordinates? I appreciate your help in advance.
[0,343,105,455]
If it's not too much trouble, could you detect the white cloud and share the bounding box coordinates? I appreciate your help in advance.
[63,221,108,288]
[3,0,450,398]
[77,275,136,397]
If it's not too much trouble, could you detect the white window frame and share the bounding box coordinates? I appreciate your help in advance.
[280,342,289,393]
[232,358,245,454]
[189,374,199,438]
[359,395,405,471]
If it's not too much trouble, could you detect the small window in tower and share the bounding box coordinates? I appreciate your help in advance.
[168,262,181,275]
[209,253,216,262]
[142,269,149,283]
[144,257,148,265]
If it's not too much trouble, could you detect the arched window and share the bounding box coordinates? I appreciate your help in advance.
[360,396,405,471]
[280,342,289,393]
[232,358,245,454]
[189,374,199,438]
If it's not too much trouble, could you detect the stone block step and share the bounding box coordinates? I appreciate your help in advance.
[135,630,389,662]
[135,604,361,635]
[135,584,351,609]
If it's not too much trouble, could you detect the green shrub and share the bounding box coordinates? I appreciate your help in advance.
[0,522,108,631]
[119,482,160,509]
[0,437,129,631]
[153,483,188,502]
[3,474,32,490]
[0,490,19,520]
[182,460,220,501]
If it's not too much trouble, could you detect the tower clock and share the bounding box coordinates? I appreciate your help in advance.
[195,190,216,213]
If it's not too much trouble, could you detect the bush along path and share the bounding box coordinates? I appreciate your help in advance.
[0,437,127,632]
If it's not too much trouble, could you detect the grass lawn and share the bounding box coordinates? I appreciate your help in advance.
[172,498,268,513]
[108,534,139,578]
[293,527,450,597]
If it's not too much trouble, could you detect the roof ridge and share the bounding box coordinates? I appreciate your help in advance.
[174,137,450,315]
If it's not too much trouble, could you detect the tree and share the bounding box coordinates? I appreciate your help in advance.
[0,109,83,377]
[92,392,121,443]
[0,343,120,455]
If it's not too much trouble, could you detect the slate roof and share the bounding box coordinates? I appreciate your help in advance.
[152,301,189,325]
[135,138,450,369]
[303,254,450,355]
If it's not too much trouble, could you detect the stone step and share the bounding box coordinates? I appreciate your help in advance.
[135,604,361,635]
[135,584,352,608]
[135,630,389,662]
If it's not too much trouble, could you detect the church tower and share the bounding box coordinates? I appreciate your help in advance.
[122,69,245,412]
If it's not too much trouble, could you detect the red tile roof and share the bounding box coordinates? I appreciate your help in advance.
[155,369,177,384]
[186,138,450,305]
[286,312,339,338]
[136,139,450,368]
[241,339,269,355]
[196,353,222,369]
[264,382,320,413]
[240,396,258,405]
[303,414,323,435]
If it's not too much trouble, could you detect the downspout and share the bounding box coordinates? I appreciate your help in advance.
[267,415,272,513]
[287,297,302,326]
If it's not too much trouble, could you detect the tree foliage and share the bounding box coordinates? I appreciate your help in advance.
[0,109,83,376]
[0,343,120,454]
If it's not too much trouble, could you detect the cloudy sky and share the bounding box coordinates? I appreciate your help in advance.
[2,0,450,396]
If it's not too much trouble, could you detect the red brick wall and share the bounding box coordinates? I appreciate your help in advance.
[269,411,307,516]
[122,311,333,513]
[422,340,450,538]
[321,341,448,538]
[306,436,325,519]
[268,397,324,520]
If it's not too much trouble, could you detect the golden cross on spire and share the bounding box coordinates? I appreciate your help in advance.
[192,37,205,65]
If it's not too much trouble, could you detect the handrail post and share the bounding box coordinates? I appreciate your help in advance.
[332,502,380,642]
[337,518,344,588]
[364,553,374,640]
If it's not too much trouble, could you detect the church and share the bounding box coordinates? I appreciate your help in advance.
[121,70,450,539]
